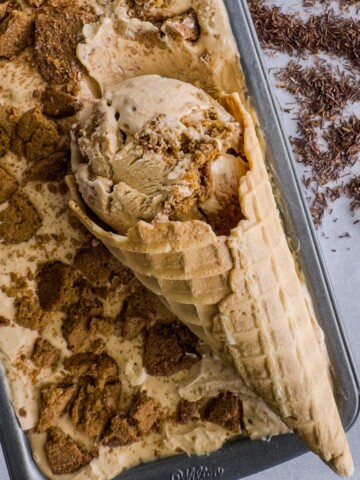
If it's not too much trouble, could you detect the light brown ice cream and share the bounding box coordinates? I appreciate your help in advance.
[74,75,248,236]
[1,0,338,479]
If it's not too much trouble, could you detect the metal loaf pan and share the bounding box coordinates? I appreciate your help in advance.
[0,0,359,478]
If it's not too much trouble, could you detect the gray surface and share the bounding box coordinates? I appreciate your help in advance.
[0,1,359,479]
[0,444,9,480]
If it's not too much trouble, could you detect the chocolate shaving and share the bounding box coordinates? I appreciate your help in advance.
[249,1,360,71]
[276,61,360,118]
[344,176,360,214]
[249,1,360,224]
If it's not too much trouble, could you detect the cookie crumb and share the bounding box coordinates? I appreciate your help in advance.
[101,415,140,447]
[143,322,200,376]
[37,383,76,432]
[31,337,61,368]
[202,392,242,433]
[0,126,10,157]
[62,286,106,352]
[130,392,161,434]
[11,108,59,163]
[45,427,95,475]
[162,9,200,42]
[120,313,147,340]
[15,294,43,330]
[27,0,46,7]
[0,192,41,244]
[19,407,27,417]
[42,86,82,118]
[0,2,10,21]
[64,352,119,388]
[34,5,96,86]
[24,151,69,183]
[0,167,17,202]
[178,399,202,423]
[69,379,121,438]
[73,243,121,286]
[36,262,82,312]
[0,10,34,59]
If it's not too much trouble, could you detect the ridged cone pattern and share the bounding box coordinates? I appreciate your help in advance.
[66,93,353,476]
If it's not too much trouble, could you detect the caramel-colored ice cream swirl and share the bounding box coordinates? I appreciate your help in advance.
[74,75,248,235]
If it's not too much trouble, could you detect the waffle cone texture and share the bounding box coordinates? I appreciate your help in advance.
[67,93,353,476]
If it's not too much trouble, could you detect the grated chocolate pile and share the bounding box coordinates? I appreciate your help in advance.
[248,0,360,225]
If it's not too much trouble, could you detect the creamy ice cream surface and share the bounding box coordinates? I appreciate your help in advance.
[0,0,318,479]
[74,75,248,236]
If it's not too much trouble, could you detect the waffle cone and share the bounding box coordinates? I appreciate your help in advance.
[66,93,353,476]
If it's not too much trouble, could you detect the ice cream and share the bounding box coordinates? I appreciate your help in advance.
[69,77,353,475]
[74,75,248,236]
[0,46,287,480]
[0,0,353,478]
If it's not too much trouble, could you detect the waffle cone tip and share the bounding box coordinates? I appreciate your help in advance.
[329,449,354,477]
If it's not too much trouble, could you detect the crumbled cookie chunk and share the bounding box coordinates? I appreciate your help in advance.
[0,2,10,21]
[31,337,60,368]
[70,379,121,438]
[202,393,243,433]
[178,399,202,424]
[101,415,139,447]
[15,294,43,330]
[70,285,104,317]
[0,10,34,59]
[36,262,82,312]
[120,314,147,340]
[27,0,46,7]
[118,286,159,339]
[37,384,76,432]
[123,285,157,319]
[64,352,119,387]
[42,85,82,118]
[0,316,10,326]
[45,427,94,475]
[62,315,104,353]
[24,151,69,183]
[62,319,102,353]
[143,322,200,376]
[0,192,41,243]
[62,314,91,353]
[0,167,17,202]
[73,243,122,287]
[162,9,200,42]
[0,106,20,154]
[89,316,116,337]
[130,392,161,434]
[0,126,10,157]
[11,108,60,162]
[62,286,108,352]
[34,4,96,85]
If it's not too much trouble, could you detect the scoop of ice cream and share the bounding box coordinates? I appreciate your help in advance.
[73,75,248,235]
